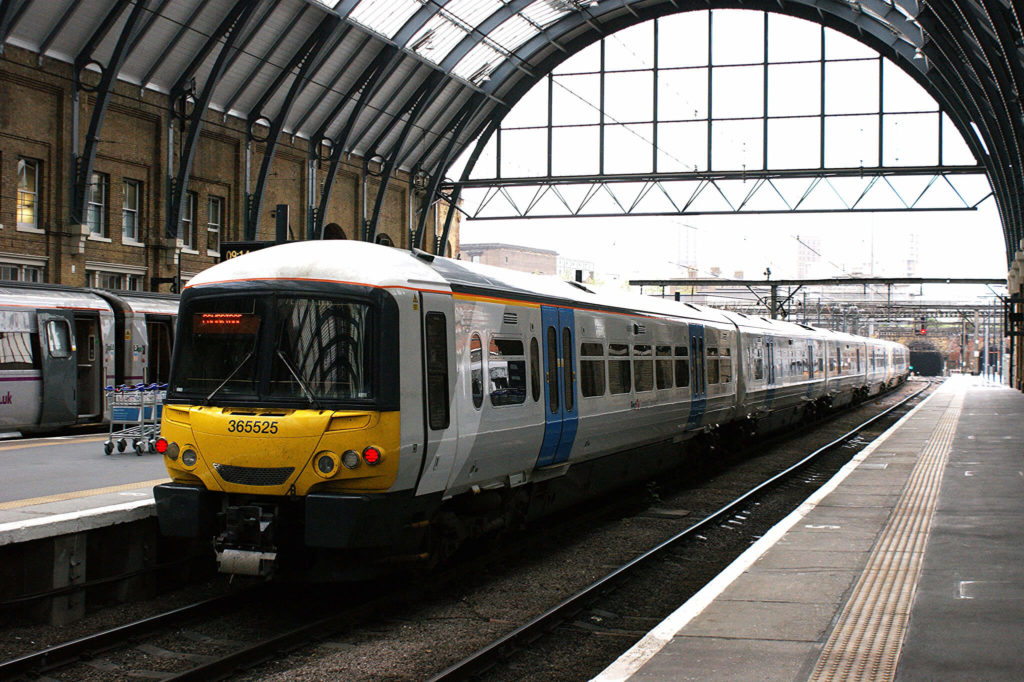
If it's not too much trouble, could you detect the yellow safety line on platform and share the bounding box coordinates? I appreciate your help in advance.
[0,436,109,453]
[0,478,169,511]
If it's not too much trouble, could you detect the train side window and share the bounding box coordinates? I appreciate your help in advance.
[674,345,690,387]
[424,312,449,429]
[608,343,631,394]
[46,320,72,359]
[470,333,483,409]
[561,328,574,412]
[529,337,541,402]
[656,345,673,389]
[0,331,38,370]
[633,345,653,392]
[720,347,732,383]
[706,347,720,384]
[489,337,527,406]
[753,346,764,381]
[546,326,559,413]
[580,342,606,397]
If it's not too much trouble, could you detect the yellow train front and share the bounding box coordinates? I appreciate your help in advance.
[153,241,432,577]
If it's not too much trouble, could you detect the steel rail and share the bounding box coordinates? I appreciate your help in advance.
[0,587,268,678]
[427,382,932,681]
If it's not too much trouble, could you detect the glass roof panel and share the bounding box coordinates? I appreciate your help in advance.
[520,0,575,28]
[408,0,504,63]
[453,42,504,83]
[348,0,422,39]
[488,14,540,54]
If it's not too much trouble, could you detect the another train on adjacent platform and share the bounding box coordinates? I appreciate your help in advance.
[0,283,177,435]
[153,241,909,577]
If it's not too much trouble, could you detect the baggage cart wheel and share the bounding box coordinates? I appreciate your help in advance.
[104,441,114,455]
[117,439,127,452]
[133,439,142,456]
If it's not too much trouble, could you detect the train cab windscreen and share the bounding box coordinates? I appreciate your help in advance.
[171,294,375,406]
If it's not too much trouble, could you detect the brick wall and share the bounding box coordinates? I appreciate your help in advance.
[0,44,451,291]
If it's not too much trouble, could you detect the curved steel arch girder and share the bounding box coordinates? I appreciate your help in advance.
[438,0,1020,264]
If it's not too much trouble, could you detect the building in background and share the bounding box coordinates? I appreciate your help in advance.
[460,243,557,275]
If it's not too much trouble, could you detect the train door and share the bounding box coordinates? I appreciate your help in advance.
[686,324,706,429]
[74,315,102,419]
[536,306,578,467]
[415,292,459,496]
[37,311,77,426]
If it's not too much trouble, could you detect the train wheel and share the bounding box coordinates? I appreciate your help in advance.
[104,441,114,455]
[117,438,127,452]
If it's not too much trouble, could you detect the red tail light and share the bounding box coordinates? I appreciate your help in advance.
[154,438,169,454]
[362,446,382,465]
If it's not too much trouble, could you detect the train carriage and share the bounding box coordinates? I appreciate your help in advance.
[152,241,909,577]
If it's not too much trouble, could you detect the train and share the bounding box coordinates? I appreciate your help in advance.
[0,283,177,436]
[152,240,909,577]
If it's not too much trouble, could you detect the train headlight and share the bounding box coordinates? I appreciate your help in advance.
[341,450,360,469]
[315,451,339,478]
[181,448,198,467]
[362,446,382,466]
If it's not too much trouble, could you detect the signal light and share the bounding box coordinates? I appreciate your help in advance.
[362,446,382,465]
[919,327,927,335]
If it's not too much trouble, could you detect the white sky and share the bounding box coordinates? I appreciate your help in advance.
[456,10,1011,298]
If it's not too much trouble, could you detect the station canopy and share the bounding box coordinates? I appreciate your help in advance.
[3,0,1022,261]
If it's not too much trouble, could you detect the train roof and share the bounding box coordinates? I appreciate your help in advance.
[186,241,734,325]
[0,283,115,314]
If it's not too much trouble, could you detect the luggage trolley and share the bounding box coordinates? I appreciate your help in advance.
[104,383,167,455]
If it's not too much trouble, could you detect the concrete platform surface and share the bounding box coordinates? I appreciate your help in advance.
[595,375,1024,682]
[0,433,167,543]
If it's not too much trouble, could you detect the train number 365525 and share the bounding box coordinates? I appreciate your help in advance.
[227,419,279,434]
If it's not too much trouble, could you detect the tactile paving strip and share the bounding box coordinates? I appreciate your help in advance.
[809,390,964,681]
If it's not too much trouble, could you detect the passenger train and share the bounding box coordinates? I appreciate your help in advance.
[153,241,909,576]
[0,283,177,435]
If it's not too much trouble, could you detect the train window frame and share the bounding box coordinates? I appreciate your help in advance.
[546,326,559,413]
[674,345,690,388]
[608,343,631,394]
[579,341,606,398]
[632,344,654,392]
[424,312,449,430]
[470,332,484,409]
[46,319,73,359]
[562,327,574,412]
[488,336,528,407]
[529,337,541,402]
[706,346,720,384]
[656,345,673,389]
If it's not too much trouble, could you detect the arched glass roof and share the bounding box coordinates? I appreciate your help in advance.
[2,0,1021,260]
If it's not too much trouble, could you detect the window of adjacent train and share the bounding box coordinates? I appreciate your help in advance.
[529,337,541,401]
[546,327,559,413]
[580,342,605,397]
[0,331,37,369]
[562,328,574,411]
[674,346,690,387]
[633,345,653,392]
[46,320,72,358]
[707,347,720,384]
[489,337,527,406]
[470,333,483,409]
[720,348,732,382]
[753,345,764,381]
[608,343,631,394]
[424,313,449,429]
[269,298,372,401]
[656,346,673,389]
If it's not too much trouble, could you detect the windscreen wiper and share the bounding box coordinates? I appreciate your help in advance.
[206,350,254,402]
[276,350,321,408]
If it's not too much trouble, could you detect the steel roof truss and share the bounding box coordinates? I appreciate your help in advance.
[70,0,149,227]
[140,0,213,87]
[245,13,340,240]
[165,0,258,240]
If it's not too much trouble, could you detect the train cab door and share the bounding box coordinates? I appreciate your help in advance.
[686,324,707,429]
[37,311,77,426]
[536,306,578,467]
[414,292,460,497]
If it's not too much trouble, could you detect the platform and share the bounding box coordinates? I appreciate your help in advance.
[596,375,1024,681]
[0,433,166,545]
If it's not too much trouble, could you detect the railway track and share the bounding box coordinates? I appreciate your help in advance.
[428,382,931,681]
[0,382,931,681]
